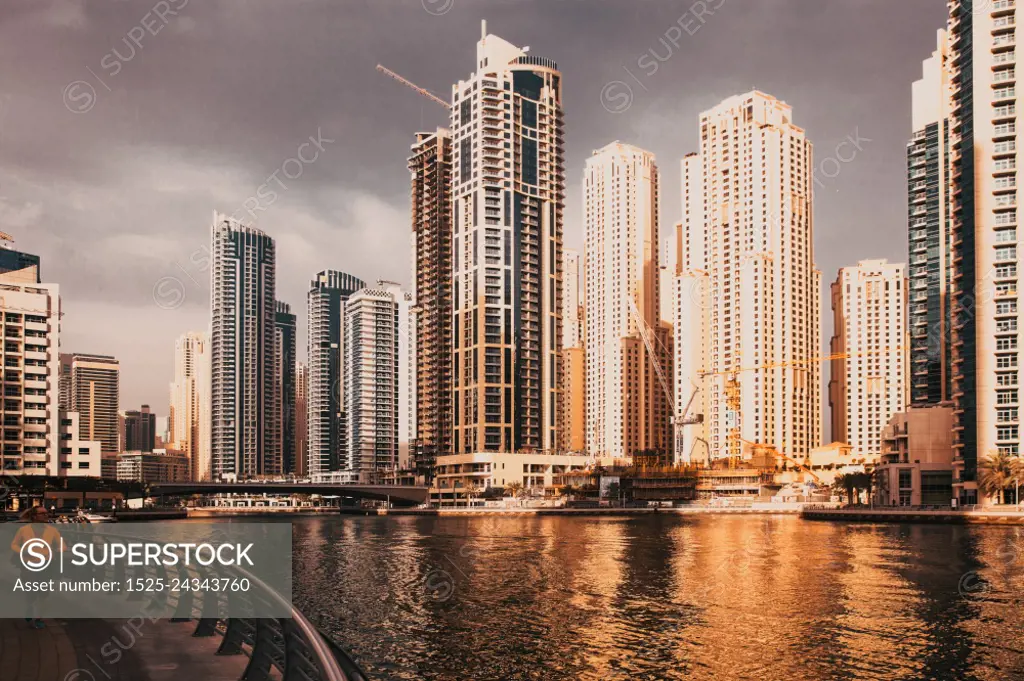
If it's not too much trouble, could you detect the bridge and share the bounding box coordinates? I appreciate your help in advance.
[142,481,430,507]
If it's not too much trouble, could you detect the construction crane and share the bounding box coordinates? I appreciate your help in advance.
[0,231,14,247]
[625,295,703,466]
[376,64,451,110]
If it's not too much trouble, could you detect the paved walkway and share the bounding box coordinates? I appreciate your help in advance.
[0,618,248,681]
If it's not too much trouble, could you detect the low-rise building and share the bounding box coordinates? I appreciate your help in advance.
[116,449,190,484]
[432,452,615,503]
[874,403,955,506]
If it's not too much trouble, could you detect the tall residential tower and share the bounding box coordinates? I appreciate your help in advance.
[829,259,909,459]
[450,23,565,454]
[209,213,278,479]
[678,91,822,461]
[584,142,672,459]
[410,128,453,478]
[307,270,365,475]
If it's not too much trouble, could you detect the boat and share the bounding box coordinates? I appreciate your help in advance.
[76,510,117,523]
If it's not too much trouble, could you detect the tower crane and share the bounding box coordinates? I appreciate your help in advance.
[375,64,451,110]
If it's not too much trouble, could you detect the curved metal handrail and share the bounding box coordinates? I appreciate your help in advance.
[9,522,368,681]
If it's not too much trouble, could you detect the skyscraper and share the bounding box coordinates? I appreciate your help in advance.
[451,22,565,454]
[829,260,909,458]
[678,91,822,461]
[307,270,365,475]
[909,29,953,407]
[560,248,585,453]
[410,128,453,479]
[169,331,209,481]
[210,213,277,480]
[584,142,672,459]
[275,301,297,474]
[63,353,120,456]
[124,405,156,452]
[947,0,1021,503]
[344,282,414,480]
[295,361,308,478]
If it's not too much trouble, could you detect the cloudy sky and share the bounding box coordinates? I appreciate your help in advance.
[3,0,947,417]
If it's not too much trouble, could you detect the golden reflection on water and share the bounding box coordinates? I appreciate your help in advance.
[291,516,1024,681]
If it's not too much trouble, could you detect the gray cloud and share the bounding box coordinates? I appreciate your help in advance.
[3,0,947,416]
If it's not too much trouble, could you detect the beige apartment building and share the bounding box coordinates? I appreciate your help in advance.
[584,142,672,460]
[829,259,909,460]
[169,331,209,481]
[676,91,822,462]
[60,353,120,456]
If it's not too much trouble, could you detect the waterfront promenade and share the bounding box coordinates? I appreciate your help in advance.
[0,617,247,681]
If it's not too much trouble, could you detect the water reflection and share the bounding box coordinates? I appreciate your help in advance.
[291,516,1024,681]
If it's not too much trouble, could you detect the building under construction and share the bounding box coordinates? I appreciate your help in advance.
[409,129,454,480]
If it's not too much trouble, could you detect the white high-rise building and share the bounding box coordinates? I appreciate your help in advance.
[209,212,277,480]
[560,248,585,453]
[450,21,565,454]
[169,331,209,481]
[0,269,62,476]
[344,281,415,480]
[945,1,1022,504]
[829,259,909,459]
[678,91,822,461]
[584,142,672,460]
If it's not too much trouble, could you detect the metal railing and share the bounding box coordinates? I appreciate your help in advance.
[12,523,369,681]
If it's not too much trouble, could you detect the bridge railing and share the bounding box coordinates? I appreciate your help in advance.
[13,523,369,681]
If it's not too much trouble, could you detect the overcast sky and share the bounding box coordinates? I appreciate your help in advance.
[3,0,948,419]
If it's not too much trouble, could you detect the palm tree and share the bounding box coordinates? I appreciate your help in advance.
[833,474,856,506]
[505,481,524,498]
[1012,457,1024,505]
[979,450,1016,504]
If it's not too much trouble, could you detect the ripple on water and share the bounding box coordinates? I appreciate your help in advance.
[291,516,1024,681]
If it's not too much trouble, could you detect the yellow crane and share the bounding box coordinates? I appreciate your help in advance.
[375,64,451,110]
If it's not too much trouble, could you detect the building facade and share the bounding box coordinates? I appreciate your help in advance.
[947,0,1021,503]
[124,405,156,453]
[62,353,120,456]
[909,29,954,407]
[584,142,672,460]
[829,260,909,459]
[0,270,61,476]
[875,403,955,506]
[560,248,585,453]
[344,282,414,480]
[678,91,822,461]
[307,270,365,475]
[58,411,102,478]
[116,450,190,484]
[275,301,297,474]
[450,23,565,454]
[295,360,308,478]
[410,128,453,480]
[169,331,209,481]
[210,213,278,480]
